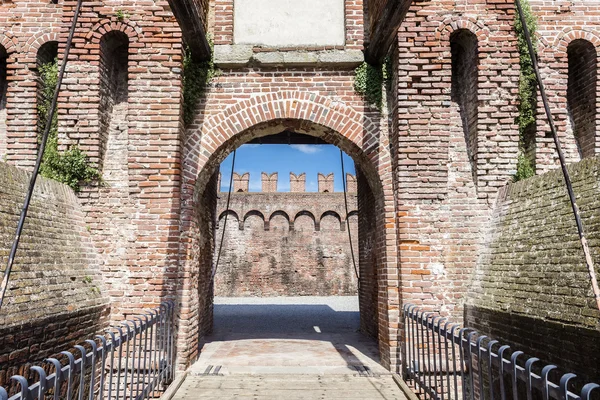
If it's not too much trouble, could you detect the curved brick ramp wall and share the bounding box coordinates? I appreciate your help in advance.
[467,157,600,382]
[0,162,108,382]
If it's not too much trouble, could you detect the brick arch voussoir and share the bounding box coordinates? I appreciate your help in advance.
[189,92,379,185]
[87,19,141,44]
[24,30,60,58]
[0,31,20,62]
[436,17,487,43]
[552,28,600,54]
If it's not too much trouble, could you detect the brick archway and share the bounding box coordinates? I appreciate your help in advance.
[177,91,400,372]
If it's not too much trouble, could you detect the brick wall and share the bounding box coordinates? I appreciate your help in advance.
[466,156,600,382]
[394,0,518,319]
[56,0,183,321]
[0,161,109,382]
[532,0,600,172]
[0,0,63,170]
[214,175,359,297]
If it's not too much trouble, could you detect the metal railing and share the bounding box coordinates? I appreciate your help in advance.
[0,302,175,400]
[402,304,600,400]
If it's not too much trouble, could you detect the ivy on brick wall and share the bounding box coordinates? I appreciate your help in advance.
[38,59,100,191]
[514,0,537,181]
[354,58,392,111]
[182,40,219,126]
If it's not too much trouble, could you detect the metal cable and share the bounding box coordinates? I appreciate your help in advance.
[211,149,237,282]
[515,0,600,311]
[340,150,360,281]
[0,0,84,311]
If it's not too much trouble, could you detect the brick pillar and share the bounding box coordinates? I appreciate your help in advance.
[346,173,357,193]
[232,172,249,192]
[261,172,278,192]
[290,172,306,192]
[318,173,334,193]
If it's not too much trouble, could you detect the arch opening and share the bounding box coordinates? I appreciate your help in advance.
[0,45,7,159]
[99,31,129,177]
[567,39,598,159]
[451,29,479,184]
[182,115,396,373]
[36,41,58,139]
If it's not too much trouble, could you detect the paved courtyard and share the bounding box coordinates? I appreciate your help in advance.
[170,297,407,399]
[190,296,388,375]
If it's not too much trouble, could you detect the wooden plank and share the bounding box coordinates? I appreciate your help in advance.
[167,0,211,61]
[365,0,413,64]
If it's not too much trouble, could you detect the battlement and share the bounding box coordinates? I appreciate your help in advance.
[218,172,357,193]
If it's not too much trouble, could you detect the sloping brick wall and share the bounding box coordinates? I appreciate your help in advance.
[0,161,108,382]
[467,156,600,382]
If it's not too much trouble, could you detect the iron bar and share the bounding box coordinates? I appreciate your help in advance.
[0,0,84,311]
[403,304,600,400]
[212,149,237,282]
[0,302,175,400]
[514,0,600,312]
[340,149,359,280]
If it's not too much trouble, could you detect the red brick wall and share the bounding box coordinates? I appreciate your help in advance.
[357,168,379,340]
[214,188,359,297]
[0,0,63,169]
[533,0,600,172]
[55,0,184,321]
[394,0,519,320]
[3,0,597,378]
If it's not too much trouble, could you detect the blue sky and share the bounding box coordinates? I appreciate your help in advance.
[219,144,356,192]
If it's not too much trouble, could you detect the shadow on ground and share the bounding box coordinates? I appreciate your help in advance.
[195,297,385,375]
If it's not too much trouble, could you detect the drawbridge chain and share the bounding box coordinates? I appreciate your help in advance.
[212,149,236,282]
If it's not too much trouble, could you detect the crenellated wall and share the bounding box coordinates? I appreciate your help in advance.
[214,172,359,297]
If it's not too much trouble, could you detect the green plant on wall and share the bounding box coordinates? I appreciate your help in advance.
[182,39,219,126]
[115,9,129,21]
[37,59,100,191]
[514,0,537,181]
[354,58,392,111]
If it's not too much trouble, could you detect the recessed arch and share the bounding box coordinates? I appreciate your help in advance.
[243,210,266,231]
[217,209,240,224]
[97,30,129,175]
[294,210,317,232]
[320,211,342,231]
[567,39,597,158]
[269,210,290,223]
[269,210,290,231]
[0,43,7,159]
[450,28,479,185]
[35,41,59,139]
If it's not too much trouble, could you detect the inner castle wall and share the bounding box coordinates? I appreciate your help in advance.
[214,172,359,297]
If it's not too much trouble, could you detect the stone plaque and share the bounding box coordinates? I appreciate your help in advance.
[233,0,345,47]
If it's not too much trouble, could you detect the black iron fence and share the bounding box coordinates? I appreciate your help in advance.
[0,302,175,400]
[402,304,600,400]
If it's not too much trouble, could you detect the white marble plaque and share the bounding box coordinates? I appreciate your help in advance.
[234,0,345,47]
